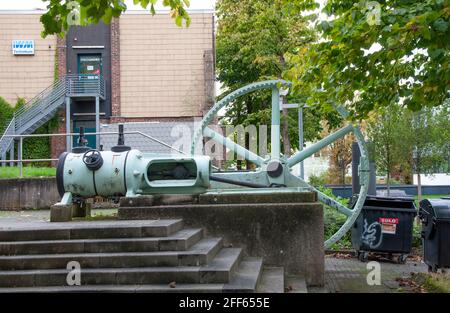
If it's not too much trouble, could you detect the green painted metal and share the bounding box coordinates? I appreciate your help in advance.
[287,124,354,167]
[59,150,211,199]
[271,86,281,159]
[191,80,370,248]
[56,79,369,248]
[203,127,264,166]
[190,80,291,155]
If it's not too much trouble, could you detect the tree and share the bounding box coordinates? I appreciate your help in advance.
[405,106,449,201]
[285,0,450,120]
[328,135,354,185]
[216,0,323,165]
[367,104,410,195]
[40,0,191,37]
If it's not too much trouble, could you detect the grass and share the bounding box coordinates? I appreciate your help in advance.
[412,273,450,293]
[0,166,56,178]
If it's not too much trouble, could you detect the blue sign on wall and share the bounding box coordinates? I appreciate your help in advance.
[11,40,35,55]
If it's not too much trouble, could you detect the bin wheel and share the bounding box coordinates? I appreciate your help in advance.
[428,265,438,273]
[398,254,408,264]
[358,251,369,262]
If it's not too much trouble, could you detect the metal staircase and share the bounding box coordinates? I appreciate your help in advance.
[0,74,105,160]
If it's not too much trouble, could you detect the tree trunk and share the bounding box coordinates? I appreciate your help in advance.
[386,172,391,197]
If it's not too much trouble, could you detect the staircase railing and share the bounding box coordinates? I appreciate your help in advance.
[14,79,66,132]
[0,117,15,153]
[0,74,105,157]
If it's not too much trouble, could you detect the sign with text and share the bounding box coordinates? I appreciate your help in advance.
[12,40,34,55]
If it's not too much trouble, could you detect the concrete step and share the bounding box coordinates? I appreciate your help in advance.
[284,275,308,293]
[0,228,203,256]
[223,257,264,293]
[0,238,223,270]
[256,267,285,293]
[0,220,183,241]
[0,257,263,293]
[0,248,243,287]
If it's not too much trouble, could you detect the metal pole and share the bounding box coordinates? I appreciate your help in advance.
[271,87,280,159]
[298,106,304,180]
[65,96,71,151]
[9,141,15,167]
[95,96,100,149]
[0,151,5,167]
[18,137,23,178]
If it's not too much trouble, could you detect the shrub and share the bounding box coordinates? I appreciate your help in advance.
[0,97,14,131]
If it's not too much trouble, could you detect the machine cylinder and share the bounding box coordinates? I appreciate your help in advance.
[56,149,211,198]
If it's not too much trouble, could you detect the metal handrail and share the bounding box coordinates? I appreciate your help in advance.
[2,74,106,139]
[0,130,186,177]
[13,79,65,117]
[1,75,107,161]
[0,117,15,152]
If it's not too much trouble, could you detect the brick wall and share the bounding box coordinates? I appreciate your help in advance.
[110,17,121,121]
[50,35,67,161]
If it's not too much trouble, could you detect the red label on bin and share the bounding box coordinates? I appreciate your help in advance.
[379,217,399,224]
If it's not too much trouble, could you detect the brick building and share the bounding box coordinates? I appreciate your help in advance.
[0,10,215,159]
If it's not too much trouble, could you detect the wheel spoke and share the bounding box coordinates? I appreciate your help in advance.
[287,124,354,168]
[271,87,281,159]
[313,187,353,217]
[203,127,264,167]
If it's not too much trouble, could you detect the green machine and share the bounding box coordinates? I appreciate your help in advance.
[56,80,370,248]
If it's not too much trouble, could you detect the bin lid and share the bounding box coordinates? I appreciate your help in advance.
[360,195,417,212]
[420,199,450,220]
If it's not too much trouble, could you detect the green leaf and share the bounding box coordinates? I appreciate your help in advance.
[140,0,150,9]
[175,15,183,27]
[433,18,448,33]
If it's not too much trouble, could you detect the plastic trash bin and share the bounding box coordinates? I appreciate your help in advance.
[419,198,450,273]
[351,196,417,263]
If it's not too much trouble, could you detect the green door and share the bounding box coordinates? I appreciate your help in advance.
[73,122,96,149]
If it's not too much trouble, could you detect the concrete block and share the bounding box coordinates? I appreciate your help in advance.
[119,196,154,207]
[72,202,91,218]
[119,201,325,286]
[50,204,73,222]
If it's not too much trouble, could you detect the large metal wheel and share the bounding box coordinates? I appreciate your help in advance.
[190,80,370,248]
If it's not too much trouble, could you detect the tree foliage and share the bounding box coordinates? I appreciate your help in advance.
[367,103,449,197]
[367,103,411,193]
[40,0,191,37]
[216,0,326,155]
[285,0,450,120]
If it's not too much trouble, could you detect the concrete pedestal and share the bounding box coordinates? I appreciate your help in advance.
[118,191,325,286]
[50,202,91,222]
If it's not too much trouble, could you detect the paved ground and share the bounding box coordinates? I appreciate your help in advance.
[311,254,431,293]
[0,210,446,293]
[0,209,118,226]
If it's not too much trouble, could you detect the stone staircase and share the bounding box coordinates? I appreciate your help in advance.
[0,219,288,293]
